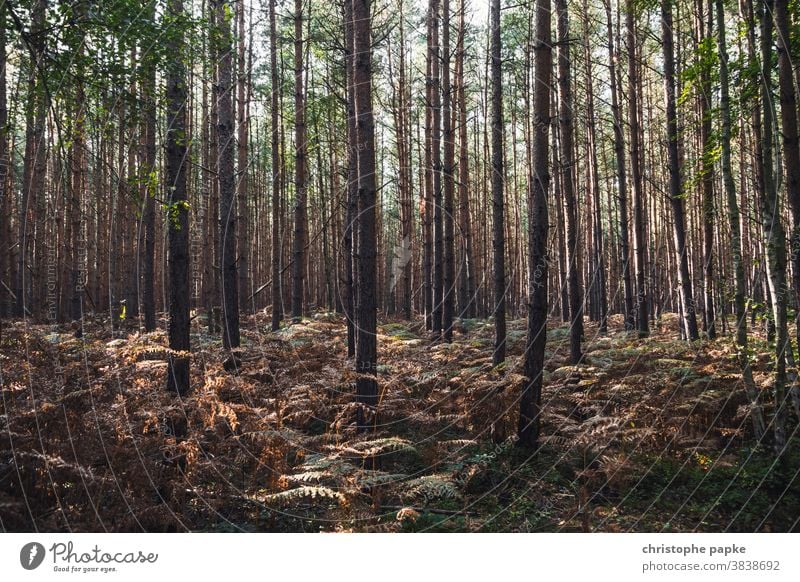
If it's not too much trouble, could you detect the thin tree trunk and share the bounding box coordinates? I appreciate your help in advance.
[166,0,191,395]
[142,0,157,331]
[607,0,633,333]
[270,0,283,332]
[291,0,307,321]
[442,0,455,341]
[715,0,765,439]
[520,0,551,448]
[237,0,251,315]
[698,0,716,339]
[456,0,475,320]
[556,0,582,364]
[490,0,506,365]
[0,2,7,320]
[431,0,443,334]
[351,0,378,433]
[756,0,788,451]
[343,0,357,354]
[626,2,649,337]
[775,0,800,401]
[662,0,699,341]
[216,0,241,351]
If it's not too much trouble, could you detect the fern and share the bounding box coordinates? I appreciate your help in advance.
[259,486,346,506]
[337,437,415,457]
[403,475,462,502]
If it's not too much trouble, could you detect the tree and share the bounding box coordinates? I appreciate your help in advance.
[343,0,357,356]
[165,0,190,395]
[237,0,251,314]
[351,0,378,432]
[0,2,8,321]
[442,0,455,342]
[430,0,444,335]
[490,0,506,366]
[605,0,631,334]
[695,0,716,339]
[715,0,765,439]
[626,1,649,337]
[216,0,241,353]
[16,0,47,319]
[755,0,788,451]
[141,0,157,332]
[556,0,582,364]
[775,0,800,354]
[662,0,699,341]
[270,0,283,332]
[520,0,551,448]
[291,0,308,322]
[455,0,475,320]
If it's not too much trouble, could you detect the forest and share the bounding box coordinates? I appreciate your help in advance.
[0,0,799,533]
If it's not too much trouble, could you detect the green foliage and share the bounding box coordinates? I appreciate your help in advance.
[163,199,190,231]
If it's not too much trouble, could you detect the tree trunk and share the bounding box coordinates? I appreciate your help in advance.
[626,2,649,337]
[456,0,475,320]
[662,0,699,341]
[237,0,251,315]
[756,0,788,452]
[556,0,582,364]
[269,0,283,331]
[0,2,7,320]
[351,0,378,433]
[291,0,307,322]
[166,0,191,395]
[431,0,443,334]
[142,0,157,332]
[343,0,357,355]
[698,0,716,339]
[490,0,506,366]
[216,0,241,351]
[442,0,455,341]
[715,0,766,440]
[607,0,633,333]
[520,0,551,448]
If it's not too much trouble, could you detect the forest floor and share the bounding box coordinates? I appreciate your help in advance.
[1,311,798,532]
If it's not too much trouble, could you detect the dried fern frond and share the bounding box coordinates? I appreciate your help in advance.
[258,485,346,506]
[402,474,462,502]
[337,437,415,457]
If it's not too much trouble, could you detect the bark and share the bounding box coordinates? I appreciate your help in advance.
[490,0,506,366]
[698,0,716,339]
[715,0,766,439]
[217,0,241,351]
[270,0,283,331]
[456,0,475,319]
[431,0,443,334]
[606,0,632,333]
[0,3,7,319]
[291,0,307,321]
[626,2,649,337]
[142,0,157,331]
[343,0,357,354]
[756,0,788,451]
[662,0,699,341]
[166,0,191,395]
[237,0,250,314]
[351,0,378,432]
[520,0,551,448]
[556,0,582,364]
[16,0,47,318]
[442,0,455,341]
